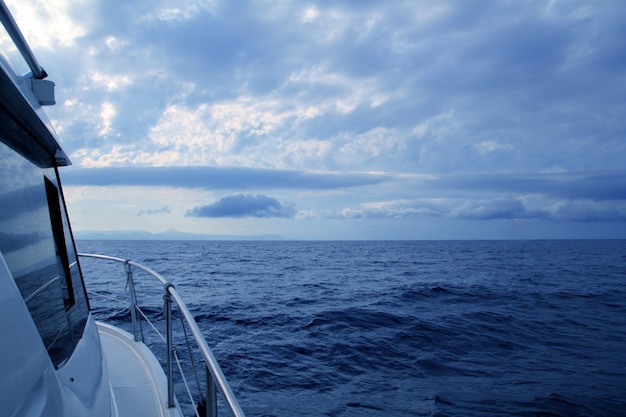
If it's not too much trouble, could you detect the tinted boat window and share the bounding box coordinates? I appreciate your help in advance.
[0,135,88,367]
[45,174,90,342]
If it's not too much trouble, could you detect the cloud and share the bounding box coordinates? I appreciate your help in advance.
[338,196,626,223]
[432,171,626,201]
[137,205,172,216]
[337,199,444,220]
[63,167,626,201]
[61,166,391,190]
[543,199,626,223]
[4,0,86,49]
[451,197,626,222]
[10,0,626,238]
[186,194,295,218]
[38,0,626,176]
[62,167,626,225]
[451,197,539,220]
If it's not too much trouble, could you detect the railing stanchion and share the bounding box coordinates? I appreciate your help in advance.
[206,365,217,417]
[124,261,140,342]
[164,283,175,408]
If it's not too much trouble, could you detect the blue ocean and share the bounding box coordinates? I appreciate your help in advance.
[76,240,626,417]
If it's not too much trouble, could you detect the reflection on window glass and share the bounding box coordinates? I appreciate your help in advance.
[0,137,88,367]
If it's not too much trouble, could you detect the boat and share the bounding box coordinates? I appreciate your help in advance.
[0,2,245,416]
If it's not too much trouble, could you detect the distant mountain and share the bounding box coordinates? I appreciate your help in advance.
[73,229,283,241]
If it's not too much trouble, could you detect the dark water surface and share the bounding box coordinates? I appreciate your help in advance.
[76,240,626,417]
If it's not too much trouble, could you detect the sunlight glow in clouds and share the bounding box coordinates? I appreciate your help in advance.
[89,71,132,91]
[98,102,116,136]
[5,0,85,49]
[302,6,319,24]
[7,0,623,239]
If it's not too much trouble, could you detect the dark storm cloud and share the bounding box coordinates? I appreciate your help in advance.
[186,194,295,218]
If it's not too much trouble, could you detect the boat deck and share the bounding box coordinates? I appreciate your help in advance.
[97,322,183,417]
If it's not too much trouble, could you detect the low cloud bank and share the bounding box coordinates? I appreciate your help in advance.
[61,166,390,190]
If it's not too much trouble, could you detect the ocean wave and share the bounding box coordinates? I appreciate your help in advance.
[79,239,626,417]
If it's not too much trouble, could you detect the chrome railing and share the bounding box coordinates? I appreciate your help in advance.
[0,0,47,79]
[78,253,246,417]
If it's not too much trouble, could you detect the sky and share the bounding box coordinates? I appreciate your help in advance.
[2,0,626,239]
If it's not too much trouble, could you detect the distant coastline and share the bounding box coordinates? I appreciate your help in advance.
[73,230,624,241]
[73,229,283,241]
